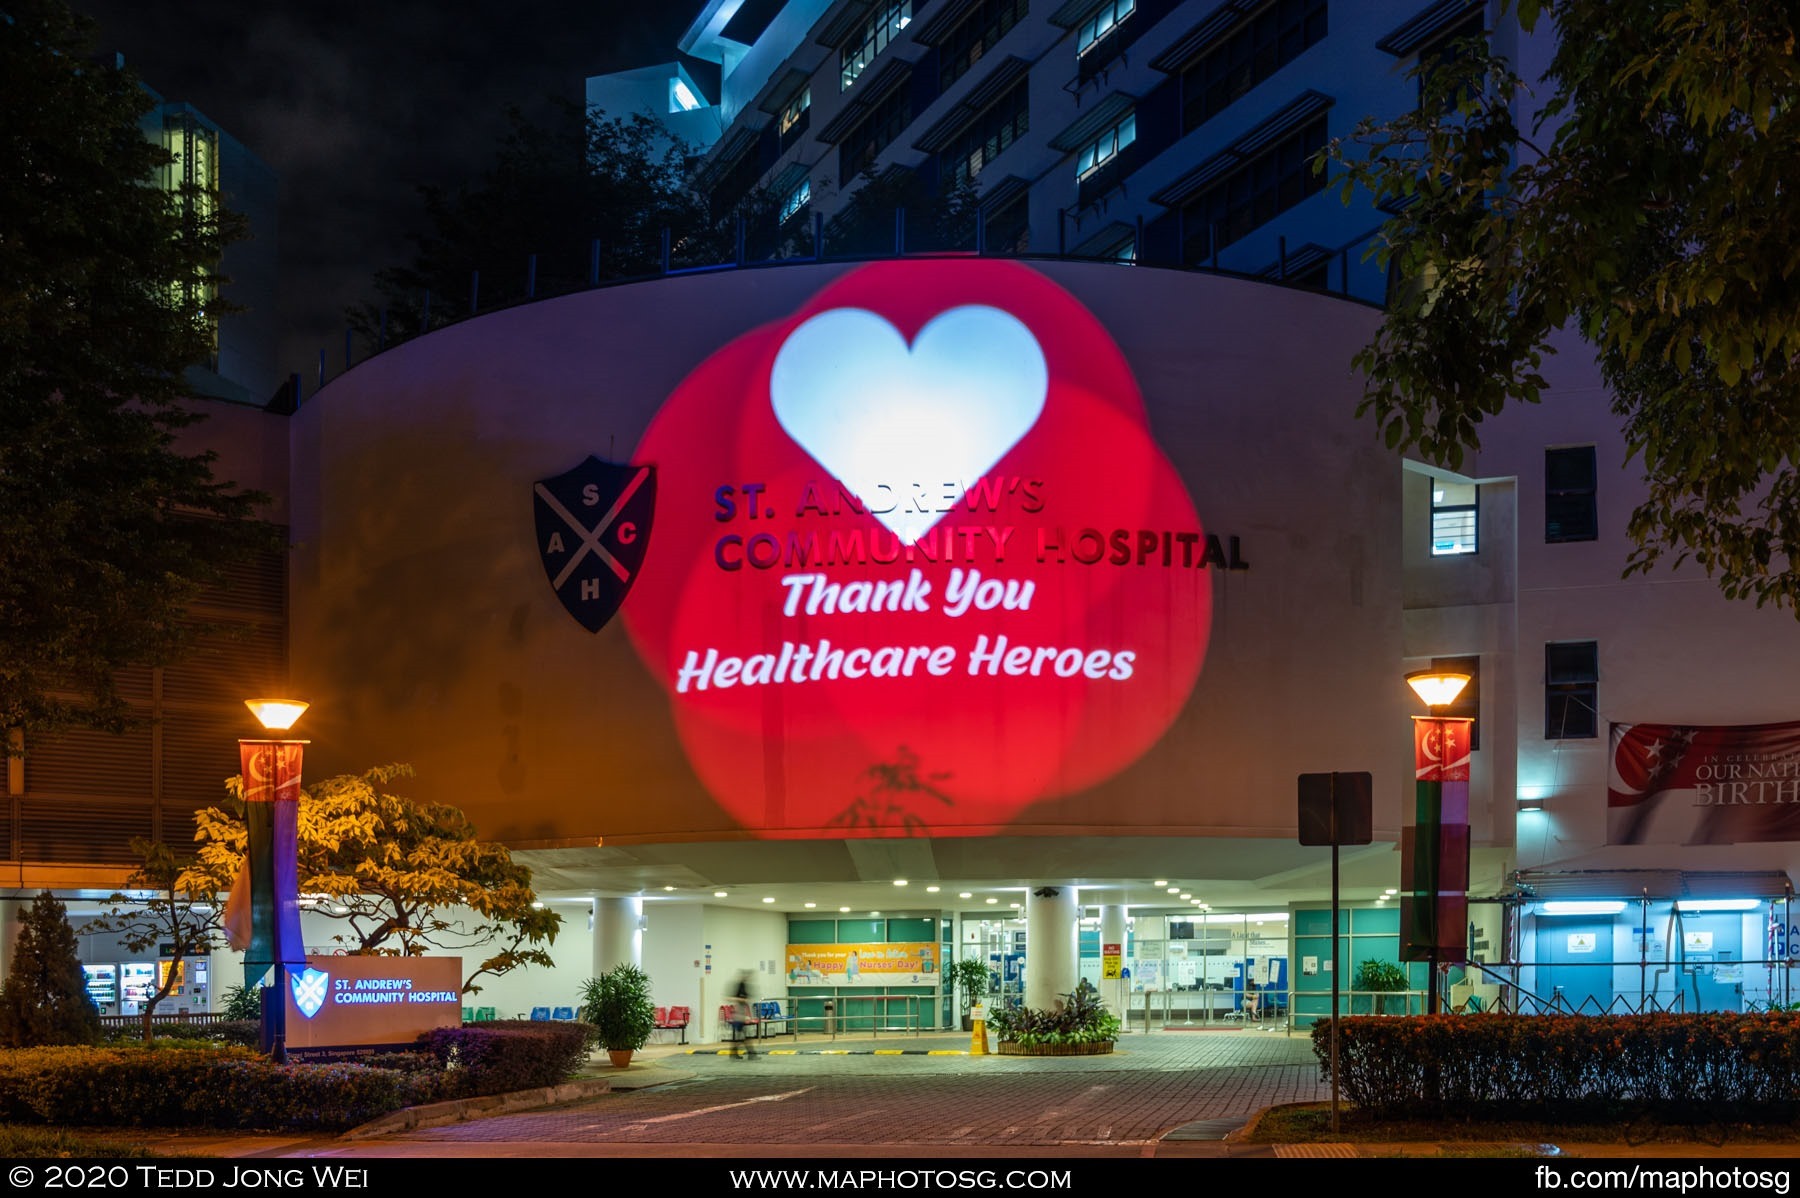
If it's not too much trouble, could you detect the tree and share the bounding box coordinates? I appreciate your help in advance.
[349,97,712,348]
[822,168,980,258]
[0,1,279,748]
[0,891,101,1047]
[1322,0,1800,612]
[86,839,233,1042]
[194,764,561,995]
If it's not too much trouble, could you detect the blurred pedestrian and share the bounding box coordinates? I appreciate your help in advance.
[729,970,757,1059]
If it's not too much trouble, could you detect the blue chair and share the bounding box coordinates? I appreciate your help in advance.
[552,1006,575,1021]
[530,1006,551,1021]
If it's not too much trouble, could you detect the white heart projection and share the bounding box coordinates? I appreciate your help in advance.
[769,305,1049,544]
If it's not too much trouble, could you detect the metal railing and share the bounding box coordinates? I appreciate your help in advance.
[98,1012,227,1030]
[786,994,927,1039]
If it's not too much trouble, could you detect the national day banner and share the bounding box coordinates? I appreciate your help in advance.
[1608,720,1800,845]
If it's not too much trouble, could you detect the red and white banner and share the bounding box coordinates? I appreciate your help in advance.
[1608,720,1800,845]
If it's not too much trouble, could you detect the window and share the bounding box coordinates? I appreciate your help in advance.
[985,192,1030,254]
[1545,446,1598,543]
[1078,0,1135,55]
[1545,642,1598,740]
[780,177,812,224]
[1431,479,1478,556]
[942,80,1029,187]
[1077,111,1136,178]
[161,112,220,366]
[941,0,1027,89]
[1179,114,1326,260]
[1415,9,1484,109]
[840,85,914,177]
[1431,654,1480,749]
[778,86,812,152]
[1181,0,1327,131]
[842,0,913,91]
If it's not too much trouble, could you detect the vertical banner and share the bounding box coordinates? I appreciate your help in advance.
[1401,717,1472,963]
[239,740,308,986]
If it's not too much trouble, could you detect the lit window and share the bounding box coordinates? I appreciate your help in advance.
[779,86,811,136]
[1078,0,1136,55]
[1430,480,1477,556]
[780,178,812,224]
[671,78,702,113]
[1076,112,1136,178]
[842,0,913,91]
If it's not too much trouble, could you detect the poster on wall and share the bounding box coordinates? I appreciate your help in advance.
[583,260,1225,837]
[785,943,937,986]
[1609,720,1800,844]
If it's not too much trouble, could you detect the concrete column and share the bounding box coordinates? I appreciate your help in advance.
[591,897,641,975]
[1024,884,1078,1010]
[1099,904,1128,1016]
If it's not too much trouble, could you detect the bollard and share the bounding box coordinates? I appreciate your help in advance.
[969,1001,989,1056]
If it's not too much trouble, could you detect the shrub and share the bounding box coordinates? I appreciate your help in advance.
[579,964,656,1052]
[221,984,263,1021]
[0,1045,435,1131]
[1312,1012,1800,1122]
[0,893,100,1047]
[419,1020,596,1096]
[988,980,1120,1047]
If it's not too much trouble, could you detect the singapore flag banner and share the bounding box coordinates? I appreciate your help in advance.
[1607,720,1800,845]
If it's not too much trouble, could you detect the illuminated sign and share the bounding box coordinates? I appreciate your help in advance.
[611,260,1226,834]
[282,955,462,1052]
[786,942,938,986]
[535,457,657,633]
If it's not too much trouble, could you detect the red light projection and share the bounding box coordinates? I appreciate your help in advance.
[624,261,1212,835]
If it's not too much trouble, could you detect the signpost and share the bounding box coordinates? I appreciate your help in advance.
[1298,769,1373,1134]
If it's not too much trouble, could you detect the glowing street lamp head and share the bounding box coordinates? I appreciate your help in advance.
[245,698,309,731]
[1405,670,1470,709]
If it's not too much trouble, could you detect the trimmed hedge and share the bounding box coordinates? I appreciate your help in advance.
[0,1046,439,1130]
[1313,1013,1800,1121]
[420,1020,597,1096]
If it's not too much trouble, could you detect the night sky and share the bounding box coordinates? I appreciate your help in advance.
[70,1,704,383]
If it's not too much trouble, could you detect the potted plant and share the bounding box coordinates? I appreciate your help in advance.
[987,980,1120,1055]
[1353,959,1411,1015]
[948,957,994,1032]
[579,963,656,1067]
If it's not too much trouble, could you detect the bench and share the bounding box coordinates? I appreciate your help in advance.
[753,1000,794,1038]
[654,1005,691,1044]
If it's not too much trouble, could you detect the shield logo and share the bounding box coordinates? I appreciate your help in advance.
[533,456,656,633]
[291,967,329,1019]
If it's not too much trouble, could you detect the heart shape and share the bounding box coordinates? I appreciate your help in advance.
[770,305,1048,544]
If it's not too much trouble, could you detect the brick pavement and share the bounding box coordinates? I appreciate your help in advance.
[400,1029,1327,1151]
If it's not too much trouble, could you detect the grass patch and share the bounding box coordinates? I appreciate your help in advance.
[1244,1103,1800,1148]
[0,1124,167,1158]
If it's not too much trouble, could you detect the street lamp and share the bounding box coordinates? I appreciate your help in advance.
[1402,670,1472,1016]
[240,698,310,1063]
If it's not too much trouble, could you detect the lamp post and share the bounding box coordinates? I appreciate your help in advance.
[240,698,309,1064]
[1403,670,1473,1015]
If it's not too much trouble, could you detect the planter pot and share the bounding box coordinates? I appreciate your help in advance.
[607,1048,634,1068]
[961,1014,973,1033]
[996,1040,1115,1056]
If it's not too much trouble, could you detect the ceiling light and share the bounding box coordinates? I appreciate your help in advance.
[926,885,940,893]
[1180,893,1192,899]
[1154,880,1168,887]
[871,911,881,917]
[1539,900,1627,916]
[1166,887,1179,894]
[1009,902,1020,909]
[663,886,676,892]
[762,897,775,904]
[986,897,998,904]
[959,892,972,899]
[530,901,545,909]
[893,879,908,887]
[714,891,728,898]
[804,902,816,909]
[1385,888,1398,895]
[839,906,851,913]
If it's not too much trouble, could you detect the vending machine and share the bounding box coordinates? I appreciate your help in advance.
[82,965,118,1015]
